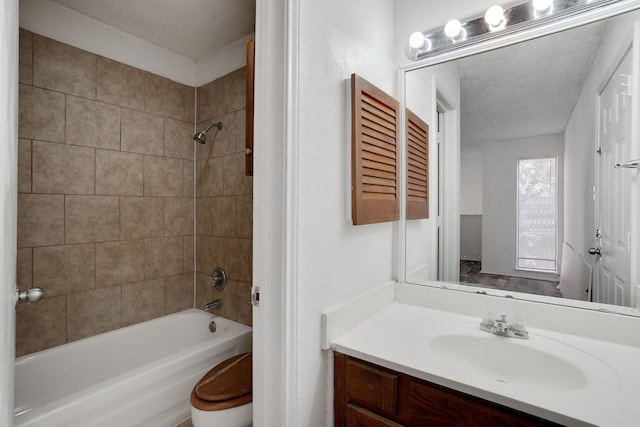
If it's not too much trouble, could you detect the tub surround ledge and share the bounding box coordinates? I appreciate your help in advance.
[324,282,640,427]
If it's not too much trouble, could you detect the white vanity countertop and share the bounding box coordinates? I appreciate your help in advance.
[330,301,640,426]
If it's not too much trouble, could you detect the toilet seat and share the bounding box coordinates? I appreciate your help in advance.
[191,352,252,411]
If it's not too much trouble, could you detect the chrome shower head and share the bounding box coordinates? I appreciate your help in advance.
[193,122,223,144]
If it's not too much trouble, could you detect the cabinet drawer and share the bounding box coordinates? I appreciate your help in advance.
[346,358,399,416]
[407,380,557,427]
[347,404,406,427]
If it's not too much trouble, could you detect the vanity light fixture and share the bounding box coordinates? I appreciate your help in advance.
[484,5,507,30]
[533,0,554,14]
[444,19,467,42]
[407,0,624,61]
[409,31,432,51]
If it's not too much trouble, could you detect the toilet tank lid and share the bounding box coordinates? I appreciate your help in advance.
[196,352,252,402]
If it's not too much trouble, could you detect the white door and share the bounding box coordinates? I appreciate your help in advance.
[1,0,19,424]
[595,46,634,306]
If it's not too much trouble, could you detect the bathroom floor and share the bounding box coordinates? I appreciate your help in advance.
[176,420,193,427]
[459,261,562,298]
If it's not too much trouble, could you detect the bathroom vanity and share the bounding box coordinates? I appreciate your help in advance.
[334,352,558,426]
[324,283,640,427]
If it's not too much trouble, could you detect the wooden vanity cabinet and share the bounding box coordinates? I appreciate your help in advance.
[334,353,561,427]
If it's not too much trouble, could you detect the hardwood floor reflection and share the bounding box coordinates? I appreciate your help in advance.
[459,261,562,298]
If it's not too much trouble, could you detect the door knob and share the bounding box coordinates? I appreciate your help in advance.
[588,247,601,256]
[15,286,44,307]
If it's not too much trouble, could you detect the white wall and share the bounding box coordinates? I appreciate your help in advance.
[295,0,397,424]
[460,147,483,215]
[0,0,18,423]
[481,134,564,280]
[405,61,460,283]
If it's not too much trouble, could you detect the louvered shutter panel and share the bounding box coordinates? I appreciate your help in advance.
[351,74,400,225]
[406,108,429,220]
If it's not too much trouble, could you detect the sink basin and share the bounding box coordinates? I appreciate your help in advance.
[430,333,619,393]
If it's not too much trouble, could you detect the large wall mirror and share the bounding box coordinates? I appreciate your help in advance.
[402,1,640,315]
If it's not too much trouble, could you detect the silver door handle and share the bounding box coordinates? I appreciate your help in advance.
[15,286,44,307]
[615,159,640,169]
[588,247,601,256]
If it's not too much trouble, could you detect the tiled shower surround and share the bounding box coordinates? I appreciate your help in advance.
[15,30,252,356]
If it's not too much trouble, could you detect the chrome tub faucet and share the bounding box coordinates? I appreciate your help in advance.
[204,299,222,312]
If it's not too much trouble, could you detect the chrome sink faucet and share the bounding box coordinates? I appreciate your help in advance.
[480,312,529,339]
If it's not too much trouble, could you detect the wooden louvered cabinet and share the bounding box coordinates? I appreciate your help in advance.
[405,109,429,220]
[334,353,560,427]
[351,74,401,225]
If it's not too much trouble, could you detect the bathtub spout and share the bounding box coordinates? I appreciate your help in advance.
[203,299,222,312]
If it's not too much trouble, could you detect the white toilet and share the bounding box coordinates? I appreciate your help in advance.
[190,352,253,427]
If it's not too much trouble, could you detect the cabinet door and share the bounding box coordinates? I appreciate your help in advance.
[347,404,406,427]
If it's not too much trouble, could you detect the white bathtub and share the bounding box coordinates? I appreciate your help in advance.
[14,309,252,427]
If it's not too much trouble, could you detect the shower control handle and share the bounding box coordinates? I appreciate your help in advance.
[588,247,601,256]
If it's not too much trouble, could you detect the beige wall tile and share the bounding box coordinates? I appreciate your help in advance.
[145,74,185,120]
[235,109,247,155]
[33,34,96,99]
[196,158,224,197]
[164,197,194,237]
[206,279,238,321]
[19,29,32,85]
[15,296,66,356]
[195,273,213,310]
[96,57,145,110]
[32,141,95,195]
[237,281,252,326]
[185,86,196,123]
[67,287,121,342]
[197,79,222,123]
[184,235,195,274]
[223,152,252,195]
[96,149,144,196]
[236,194,253,238]
[121,108,165,156]
[16,248,32,290]
[122,278,165,326]
[213,196,237,237]
[222,67,246,114]
[183,159,194,198]
[96,240,144,287]
[195,125,215,161]
[196,236,225,275]
[65,195,120,244]
[18,139,31,193]
[144,237,184,279]
[209,112,236,158]
[33,243,95,296]
[66,96,120,150]
[224,238,252,282]
[165,118,194,160]
[166,273,194,314]
[18,84,65,143]
[17,194,64,247]
[120,196,163,240]
[144,156,183,197]
[196,197,213,236]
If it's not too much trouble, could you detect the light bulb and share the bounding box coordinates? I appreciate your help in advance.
[532,0,553,14]
[484,5,505,29]
[409,32,426,50]
[444,19,465,41]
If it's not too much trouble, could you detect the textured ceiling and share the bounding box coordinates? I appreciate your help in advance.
[457,19,608,144]
[48,0,256,60]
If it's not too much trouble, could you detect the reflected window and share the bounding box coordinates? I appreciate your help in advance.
[517,157,557,272]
